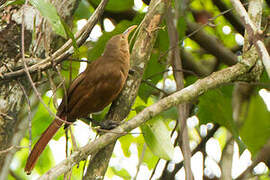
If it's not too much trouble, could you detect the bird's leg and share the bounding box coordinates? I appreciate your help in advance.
[99,120,120,130]
[81,117,120,130]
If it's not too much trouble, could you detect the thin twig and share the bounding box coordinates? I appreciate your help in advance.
[69,127,78,151]
[145,68,199,80]
[46,70,60,108]
[142,79,169,96]
[0,146,27,155]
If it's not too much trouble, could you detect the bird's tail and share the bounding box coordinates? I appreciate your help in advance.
[24,118,64,175]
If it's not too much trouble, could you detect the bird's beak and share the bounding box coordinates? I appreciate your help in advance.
[123,25,137,38]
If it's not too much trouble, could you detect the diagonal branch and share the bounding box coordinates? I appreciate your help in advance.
[38,52,256,179]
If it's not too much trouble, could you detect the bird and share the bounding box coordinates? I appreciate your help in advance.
[24,25,137,174]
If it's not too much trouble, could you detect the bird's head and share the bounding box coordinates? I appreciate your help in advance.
[103,25,137,57]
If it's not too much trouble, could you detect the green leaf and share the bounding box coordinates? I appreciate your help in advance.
[74,0,93,20]
[177,16,187,41]
[30,0,66,38]
[197,86,246,153]
[141,116,174,160]
[92,105,110,122]
[156,23,169,52]
[119,134,134,157]
[90,0,134,12]
[111,166,131,179]
[198,86,234,128]
[259,174,270,180]
[61,19,79,56]
[35,145,55,175]
[240,95,270,155]
[159,106,178,121]
[142,144,159,169]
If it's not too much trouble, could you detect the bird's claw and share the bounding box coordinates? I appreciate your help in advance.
[99,120,120,130]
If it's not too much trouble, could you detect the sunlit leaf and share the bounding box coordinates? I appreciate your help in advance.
[142,144,159,169]
[119,134,134,157]
[111,166,131,179]
[141,116,174,160]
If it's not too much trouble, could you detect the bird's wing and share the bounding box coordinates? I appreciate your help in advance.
[67,71,86,97]
[67,59,125,119]
[57,71,86,115]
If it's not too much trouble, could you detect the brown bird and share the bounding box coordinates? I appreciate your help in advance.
[24,25,137,174]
